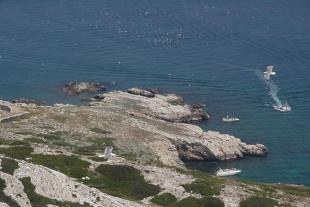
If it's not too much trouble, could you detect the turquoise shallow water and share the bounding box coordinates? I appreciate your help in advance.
[0,0,310,185]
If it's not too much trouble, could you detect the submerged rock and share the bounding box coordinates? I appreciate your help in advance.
[62,81,105,95]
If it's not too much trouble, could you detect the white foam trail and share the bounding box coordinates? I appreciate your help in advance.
[255,70,283,107]
[267,79,282,107]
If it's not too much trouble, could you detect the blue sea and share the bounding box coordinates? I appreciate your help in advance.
[1,0,310,186]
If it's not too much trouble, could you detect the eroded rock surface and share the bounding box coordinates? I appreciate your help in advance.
[0,171,31,207]
[99,90,209,122]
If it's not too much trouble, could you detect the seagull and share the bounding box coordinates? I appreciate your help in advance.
[263,66,276,80]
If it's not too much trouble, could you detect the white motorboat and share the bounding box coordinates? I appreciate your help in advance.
[273,103,291,112]
[216,168,241,177]
[222,115,239,122]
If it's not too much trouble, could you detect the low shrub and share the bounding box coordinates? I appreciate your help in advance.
[90,128,111,134]
[0,146,33,160]
[239,196,278,207]
[31,154,90,179]
[1,158,19,175]
[151,193,177,206]
[173,196,224,207]
[21,177,91,207]
[85,164,160,200]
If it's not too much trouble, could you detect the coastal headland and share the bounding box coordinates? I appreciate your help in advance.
[0,86,309,207]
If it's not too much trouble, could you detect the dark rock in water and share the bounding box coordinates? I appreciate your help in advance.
[128,88,155,98]
[80,94,106,102]
[11,99,44,105]
[189,105,210,120]
[62,81,105,95]
[92,94,106,101]
[191,103,206,109]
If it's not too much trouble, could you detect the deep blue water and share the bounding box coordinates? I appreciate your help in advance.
[1,0,310,185]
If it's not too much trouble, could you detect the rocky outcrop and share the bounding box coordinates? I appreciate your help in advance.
[128,88,155,98]
[88,90,266,164]
[0,171,31,207]
[100,90,209,122]
[174,132,268,161]
[62,81,105,95]
[0,100,28,122]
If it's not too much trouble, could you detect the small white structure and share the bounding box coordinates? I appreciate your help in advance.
[264,66,276,80]
[216,168,241,177]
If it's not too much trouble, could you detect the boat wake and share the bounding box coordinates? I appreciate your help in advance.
[258,70,291,112]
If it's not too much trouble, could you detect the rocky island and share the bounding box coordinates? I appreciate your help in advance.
[0,87,309,207]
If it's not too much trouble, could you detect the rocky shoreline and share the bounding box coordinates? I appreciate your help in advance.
[0,87,308,207]
[89,88,267,164]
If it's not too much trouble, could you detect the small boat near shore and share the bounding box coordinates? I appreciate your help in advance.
[216,168,241,177]
[222,115,239,122]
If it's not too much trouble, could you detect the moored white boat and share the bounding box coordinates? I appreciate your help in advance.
[216,168,241,177]
[222,115,239,122]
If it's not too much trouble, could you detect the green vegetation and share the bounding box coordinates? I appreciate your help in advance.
[0,146,33,160]
[182,171,223,196]
[9,140,30,146]
[85,164,160,201]
[74,137,117,156]
[26,137,46,143]
[170,196,224,207]
[73,146,99,156]
[242,180,310,198]
[90,128,111,134]
[31,154,90,179]
[272,184,310,197]
[91,137,115,146]
[150,193,177,206]
[88,156,107,162]
[175,197,201,207]
[0,138,31,146]
[15,131,36,136]
[51,115,67,123]
[1,158,19,175]
[239,196,278,207]
[199,197,225,207]
[0,178,20,207]
[0,139,12,145]
[183,180,221,196]
[1,112,35,123]
[119,152,137,161]
[21,177,91,207]
[39,131,70,141]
